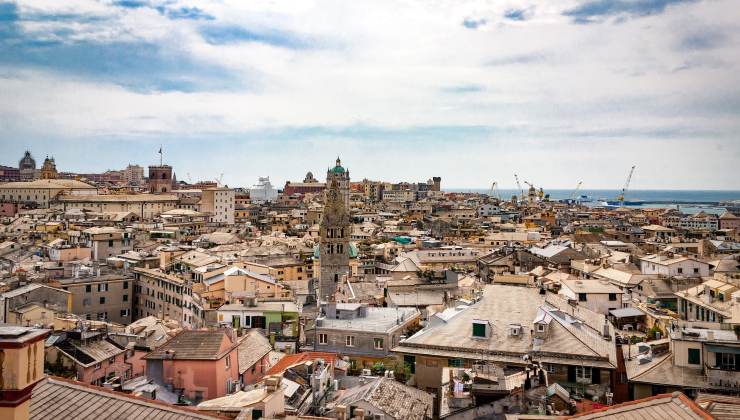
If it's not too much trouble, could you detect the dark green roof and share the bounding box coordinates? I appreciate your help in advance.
[331,165,345,174]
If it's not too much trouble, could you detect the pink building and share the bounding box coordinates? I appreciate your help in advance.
[144,330,240,404]
[47,332,132,387]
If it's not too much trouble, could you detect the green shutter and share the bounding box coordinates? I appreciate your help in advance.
[688,348,701,365]
[473,322,486,337]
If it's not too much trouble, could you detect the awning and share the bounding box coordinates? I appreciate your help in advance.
[706,344,740,355]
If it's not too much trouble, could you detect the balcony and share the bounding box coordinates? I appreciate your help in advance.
[705,365,740,391]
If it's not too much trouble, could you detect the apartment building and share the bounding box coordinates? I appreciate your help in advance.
[640,254,710,277]
[57,274,133,324]
[55,193,179,219]
[80,226,133,261]
[200,187,235,225]
[559,279,625,315]
[0,179,97,208]
[132,267,202,326]
[306,302,420,367]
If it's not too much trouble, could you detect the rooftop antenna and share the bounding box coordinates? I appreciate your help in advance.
[158,145,163,166]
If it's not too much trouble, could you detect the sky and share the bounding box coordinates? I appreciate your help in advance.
[0,0,739,190]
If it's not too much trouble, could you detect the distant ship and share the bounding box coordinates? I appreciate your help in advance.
[603,199,644,207]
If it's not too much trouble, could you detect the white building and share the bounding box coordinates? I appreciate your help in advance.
[381,189,416,203]
[250,177,278,203]
[640,254,710,277]
[559,279,625,315]
[123,164,144,185]
[201,188,235,225]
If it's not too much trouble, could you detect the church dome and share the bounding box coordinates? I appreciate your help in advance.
[19,151,36,170]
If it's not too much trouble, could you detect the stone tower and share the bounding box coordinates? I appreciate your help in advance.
[318,179,351,303]
[148,165,173,193]
[326,157,350,209]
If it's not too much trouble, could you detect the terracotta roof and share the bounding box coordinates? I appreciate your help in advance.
[265,351,338,376]
[31,376,224,419]
[144,330,235,360]
[564,392,712,419]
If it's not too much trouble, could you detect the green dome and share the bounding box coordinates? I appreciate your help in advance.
[331,165,345,174]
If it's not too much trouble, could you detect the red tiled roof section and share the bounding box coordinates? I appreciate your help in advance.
[564,392,714,420]
[144,330,236,360]
[266,351,338,376]
[32,376,227,419]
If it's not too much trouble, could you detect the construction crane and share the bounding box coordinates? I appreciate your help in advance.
[617,165,636,206]
[514,174,524,202]
[570,181,583,201]
[215,173,224,187]
[186,173,193,184]
[488,182,501,200]
[523,181,539,202]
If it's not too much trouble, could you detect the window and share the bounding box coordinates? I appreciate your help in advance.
[688,348,701,365]
[108,240,113,247]
[608,293,617,301]
[472,322,487,338]
[225,356,230,369]
[578,293,587,302]
[345,335,355,347]
[448,358,464,368]
[717,352,738,371]
[99,297,106,304]
[83,298,91,307]
[123,294,128,302]
[576,366,592,380]
[123,281,129,289]
[537,324,545,333]
[374,338,384,350]
[94,363,101,370]
[544,364,556,373]
[693,268,699,274]
[98,283,109,292]
[319,333,328,345]
[85,285,91,293]
[120,309,129,317]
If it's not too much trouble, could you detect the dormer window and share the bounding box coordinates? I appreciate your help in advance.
[472,320,489,338]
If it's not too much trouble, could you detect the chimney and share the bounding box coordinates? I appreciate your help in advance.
[336,405,347,420]
[0,326,51,420]
[354,408,366,420]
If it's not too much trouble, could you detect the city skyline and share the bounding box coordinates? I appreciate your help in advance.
[1,0,739,189]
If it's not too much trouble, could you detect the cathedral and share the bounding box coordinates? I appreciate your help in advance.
[317,158,351,302]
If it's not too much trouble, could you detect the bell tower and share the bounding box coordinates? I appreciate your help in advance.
[318,178,351,302]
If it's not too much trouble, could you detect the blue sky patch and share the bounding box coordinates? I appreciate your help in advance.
[563,0,697,24]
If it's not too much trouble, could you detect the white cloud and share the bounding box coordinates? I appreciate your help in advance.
[1,0,739,188]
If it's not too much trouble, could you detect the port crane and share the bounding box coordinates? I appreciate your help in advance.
[570,181,583,201]
[488,182,501,200]
[617,165,636,206]
[514,174,524,202]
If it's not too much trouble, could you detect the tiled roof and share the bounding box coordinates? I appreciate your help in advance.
[265,351,338,376]
[30,376,224,420]
[334,377,432,420]
[565,392,712,419]
[145,330,234,360]
[237,330,272,374]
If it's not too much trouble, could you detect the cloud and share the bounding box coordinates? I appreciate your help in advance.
[679,28,727,50]
[504,9,529,21]
[563,0,698,24]
[485,52,546,66]
[0,38,243,92]
[462,17,486,29]
[113,1,148,8]
[198,24,311,49]
[440,84,485,94]
[164,7,214,21]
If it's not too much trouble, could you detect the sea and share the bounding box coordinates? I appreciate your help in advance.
[445,189,740,215]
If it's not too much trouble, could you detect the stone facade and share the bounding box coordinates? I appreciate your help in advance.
[318,175,351,302]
